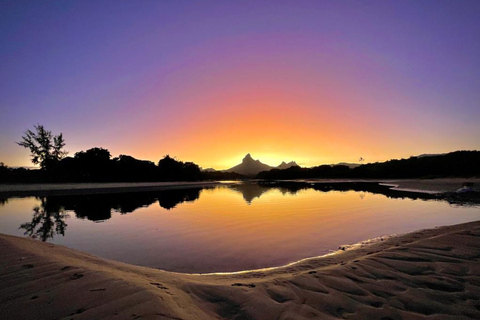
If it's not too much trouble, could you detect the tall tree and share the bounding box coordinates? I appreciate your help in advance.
[17,124,68,170]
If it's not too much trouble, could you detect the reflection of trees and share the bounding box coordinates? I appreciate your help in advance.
[17,188,204,242]
[19,197,69,242]
[47,189,202,221]
[17,188,204,241]
[59,193,158,221]
[157,188,201,210]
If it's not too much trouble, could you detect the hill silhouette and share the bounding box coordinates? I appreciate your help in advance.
[225,154,299,176]
[2,149,478,183]
[257,151,480,179]
[277,161,299,170]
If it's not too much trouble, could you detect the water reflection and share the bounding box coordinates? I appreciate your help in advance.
[157,188,201,210]
[1,182,479,272]
[19,197,69,241]
[9,182,478,242]
[15,188,203,241]
[228,183,271,204]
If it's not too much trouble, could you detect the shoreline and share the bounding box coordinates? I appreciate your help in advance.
[1,177,478,196]
[1,178,480,318]
[0,181,226,197]
[2,220,480,319]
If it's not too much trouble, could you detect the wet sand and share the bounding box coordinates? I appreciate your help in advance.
[0,181,222,197]
[380,178,480,194]
[1,220,480,319]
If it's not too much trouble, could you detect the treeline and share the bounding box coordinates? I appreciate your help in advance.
[257,151,480,179]
[0,147,244,183]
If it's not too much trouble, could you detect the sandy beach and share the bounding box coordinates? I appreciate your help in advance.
[1,220,479,319]
[0,181,223,197]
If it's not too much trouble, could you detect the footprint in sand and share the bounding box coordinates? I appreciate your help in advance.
[150,282,168,290]
[231,283,256,288]
[69,273,84,280]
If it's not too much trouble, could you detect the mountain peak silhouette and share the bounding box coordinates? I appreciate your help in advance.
[225,154,299,176]
[243,153,253,162]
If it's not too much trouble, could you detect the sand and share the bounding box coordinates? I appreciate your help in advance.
[380,178,480,194]
[0,181,223,197]
[1,220,480,319]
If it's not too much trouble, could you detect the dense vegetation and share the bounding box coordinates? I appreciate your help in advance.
[2,125,478,183]
[0,148,244,183]
[257,151,480,180]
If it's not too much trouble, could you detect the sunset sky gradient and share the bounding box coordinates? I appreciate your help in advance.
[1,1,479,169]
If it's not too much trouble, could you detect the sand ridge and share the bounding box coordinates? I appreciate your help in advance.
[1,221,480,319]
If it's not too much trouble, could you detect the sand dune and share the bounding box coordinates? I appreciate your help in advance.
[1,220,480,319]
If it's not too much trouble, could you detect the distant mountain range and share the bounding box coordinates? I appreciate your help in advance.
[224,153,299,176]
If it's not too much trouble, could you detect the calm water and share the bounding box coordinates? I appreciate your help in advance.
[0,182,479,273]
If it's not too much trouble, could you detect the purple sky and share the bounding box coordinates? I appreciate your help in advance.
[1,1,479,168]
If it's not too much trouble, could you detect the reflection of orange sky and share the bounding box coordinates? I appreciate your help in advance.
[155,187,382,247]
[131,186,478,261]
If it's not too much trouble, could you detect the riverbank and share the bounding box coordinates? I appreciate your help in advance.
[380,178,480,194]
[1,177,478,197]
[1,220,480,319]
[0,181,224,197]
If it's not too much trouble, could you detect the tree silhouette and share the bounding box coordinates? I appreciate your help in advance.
[16,124,67,170]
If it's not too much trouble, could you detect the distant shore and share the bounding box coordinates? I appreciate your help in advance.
[1,177,479,197]
[1,219,480,319]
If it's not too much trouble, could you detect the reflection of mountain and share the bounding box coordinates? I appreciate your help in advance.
[227,183,272,204]
[227,181,441,204]
[225,154,299,176]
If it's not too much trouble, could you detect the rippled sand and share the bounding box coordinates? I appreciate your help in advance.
[1,220,480,319]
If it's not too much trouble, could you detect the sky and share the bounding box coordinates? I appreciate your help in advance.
[1,1,479,169]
